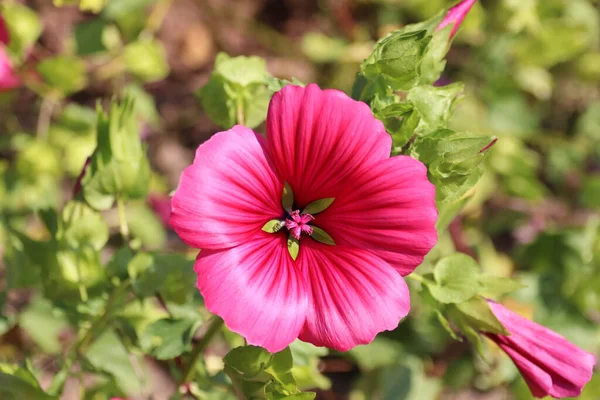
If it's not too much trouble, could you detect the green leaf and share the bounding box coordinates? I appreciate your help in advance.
[453,297,509,335]
[287,235,300,261]
[74,19,107,55]
[2,3,42,56]
[224,345,273,378]
[141,318,199,360]
[361,29,431,91]
[410,129,496,203]
[127,203,166,250]
[198,74,236,128]
[0,364,56,400]
[478,275,525,297]
[302,198,334,215]
[37,56,88,96]
[418,24,452,85]
[59,201,109,251]
[82,97,151,209]
[310,226,335,246]
[79,0,109,12]
[124,39,170,83]
[19,297,69,354]
[407,83,464,135]
[427,253,480,304]
[214,52,268,87]
[262,219,285,233]
[282,182,294,212]
[86,330,144,393]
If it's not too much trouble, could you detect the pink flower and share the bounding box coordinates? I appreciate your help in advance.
[170,84,438,352]
[0,14,9,45]
[148,193,172,229]
[0,46,20,92]
[486,300,596,398]
[436,0,477,38]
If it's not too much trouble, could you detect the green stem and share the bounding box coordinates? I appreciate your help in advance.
[117,197,129,242]
[48,280,131,396]
[236,96,245,125]
[407,273,424,283]
[180,317,224,385]
[37,96,56,138]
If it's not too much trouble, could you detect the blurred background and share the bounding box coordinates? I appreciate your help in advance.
[0,0,599,399]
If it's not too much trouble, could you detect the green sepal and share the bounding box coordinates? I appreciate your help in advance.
[302,198,334,215]
[310,226,335,246]
[287,235,300,261]
[262,219,285,233]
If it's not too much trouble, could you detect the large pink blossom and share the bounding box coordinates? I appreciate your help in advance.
[0,46,20,92]
[436,0,477,38]
[171,84,438,352]
[486,300,596,398]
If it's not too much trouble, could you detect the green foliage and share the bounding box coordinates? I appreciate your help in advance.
[0,363,56,400]
[2,0,599,398]
[82,97,151,210]
[124,39,170,82]
[37,56,88,96]
[198,53,275,128]
[224,346,316,400]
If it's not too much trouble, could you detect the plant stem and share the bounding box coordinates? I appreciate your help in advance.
[179,317,224,385]
[236,96,245,125]
[37,96,56,138]
[116,197,129,242]
[407,273,425,283]
[48,280,131,396]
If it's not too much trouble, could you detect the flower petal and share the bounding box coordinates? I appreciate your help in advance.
[195,233,308,353]
[488,301,596,398]
[266,84,391,207]
[170,126,282,249]
[316,155,438,276]
[298,242,410,351]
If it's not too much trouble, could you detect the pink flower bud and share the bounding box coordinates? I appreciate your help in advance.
[485,300,596,398]
[436,0,477,38]
[0,46,20,92]
[0,14,9,45]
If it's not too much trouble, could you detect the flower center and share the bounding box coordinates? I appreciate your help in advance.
[285,210,314,240]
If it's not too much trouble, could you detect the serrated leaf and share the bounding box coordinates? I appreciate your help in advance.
[287,235,300,261]
[262,219,285,233]
[478,275,525,297]
[427,253,480,304]
[302,198,334,215]
[310,226,335,246]
[407,83,464,134]
[282,182,294,212]
[455,297,509,335]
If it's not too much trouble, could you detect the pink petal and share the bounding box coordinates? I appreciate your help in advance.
[316,156,438,276]
[0,47,21,92]
[298,242,410,351]
[195,233,308,353]
[436,0,477,38]
[170,126,282,249]
[487,301,596,398]
[266,84,392,207]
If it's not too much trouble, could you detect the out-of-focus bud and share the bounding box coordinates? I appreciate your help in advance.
[0,47,20,92]
[436,0,477,38]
